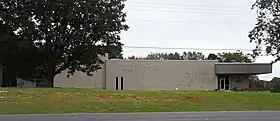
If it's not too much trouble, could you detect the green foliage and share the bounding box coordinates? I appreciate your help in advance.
[270,77,280,93]
[217,51,254,63]
[208,50,254,63]
[145,52,183,60]
[127,51,253,63]
[249,0,280,63]
[0,23,43,86]
[127,51,206,60]
[0,0,128,86]
[127,55,145,60]
[182,51,205,60]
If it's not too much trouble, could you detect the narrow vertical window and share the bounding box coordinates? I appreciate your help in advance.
[121,77,124,90]
[116,77,119,90]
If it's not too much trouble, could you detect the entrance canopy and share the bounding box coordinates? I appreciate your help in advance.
[214,63,272,75]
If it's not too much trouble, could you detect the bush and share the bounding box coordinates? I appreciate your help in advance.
[271,86,280,93]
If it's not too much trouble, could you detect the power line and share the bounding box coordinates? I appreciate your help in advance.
[126,8,251,16]
[126,4,247,12]
[127,2,247,9]
[128,19,252,24]
[123,46,254,51]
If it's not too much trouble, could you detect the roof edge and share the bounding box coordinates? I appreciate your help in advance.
[108,59,219,62]
[215,63,272,65]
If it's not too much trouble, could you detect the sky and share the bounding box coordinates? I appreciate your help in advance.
[119,0,278,81]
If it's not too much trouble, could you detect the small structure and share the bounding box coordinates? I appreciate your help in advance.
[54,56,273,91]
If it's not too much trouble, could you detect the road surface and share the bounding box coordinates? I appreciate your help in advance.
[0,111,280,121]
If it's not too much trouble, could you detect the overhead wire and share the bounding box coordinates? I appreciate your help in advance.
[123,46,254,52]
[126,2,247,9]
[128,19,252,24]
[126,7,247,15]
[124,2,254,23]
[126,3,249,13]
[126,8,250,16]
[122,2,255,52]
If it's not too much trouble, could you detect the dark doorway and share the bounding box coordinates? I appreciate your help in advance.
[218,75,230,90]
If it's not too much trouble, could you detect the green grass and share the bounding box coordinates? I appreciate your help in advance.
[1,88,280,114]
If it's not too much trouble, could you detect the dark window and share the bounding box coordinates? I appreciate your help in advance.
[236,77,243,83]
[121,77,124,90]
[115,77,119,90]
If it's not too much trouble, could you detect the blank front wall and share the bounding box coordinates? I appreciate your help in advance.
[105,60,217,90]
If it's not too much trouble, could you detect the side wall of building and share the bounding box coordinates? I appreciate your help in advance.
[105,60,218,90]
[54,66,106,89]
[54,54,108,89]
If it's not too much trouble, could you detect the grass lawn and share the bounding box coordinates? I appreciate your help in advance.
[1,88,280,114]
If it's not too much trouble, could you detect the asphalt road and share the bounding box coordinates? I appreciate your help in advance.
[1,111,280,121]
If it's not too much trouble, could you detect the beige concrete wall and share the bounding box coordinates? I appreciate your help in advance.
[54,54,108,89]
[54,67,105,89]
[230,74,250,89]
[54,66,106,89]
[105,60,218,90]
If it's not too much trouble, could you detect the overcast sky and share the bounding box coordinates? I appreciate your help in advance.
[119,0,278,81]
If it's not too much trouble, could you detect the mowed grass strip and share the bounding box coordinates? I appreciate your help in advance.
[1,88,280,114]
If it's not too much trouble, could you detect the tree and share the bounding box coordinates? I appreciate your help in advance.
[0,0,128,87]
[128,51,206,60]
[249,0,280,63]
[207,51,254,63]
[145,52,181,60]
[207,53,219,60]
[0,23,43,87]
[182,51,205,60]
[217,51,254,63]
[249,75,266,90]
[127,55,145,60]
[270,77,280,92]
[105,41,124,59]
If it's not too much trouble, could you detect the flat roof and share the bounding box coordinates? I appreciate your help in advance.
[108,59,219,62]
[215,63,272,65]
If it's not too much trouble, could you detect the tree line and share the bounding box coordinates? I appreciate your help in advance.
[126,51,254,63]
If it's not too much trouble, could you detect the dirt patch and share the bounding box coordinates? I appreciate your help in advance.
[185,95,201,102]
[0,96,6,101]
[88,94,158,102]
[93,95,114,100]
[56,92,76,97]
[53,92,77,101]
[53,92,158,102]
[23,96,34,101]
[125,95,158,102]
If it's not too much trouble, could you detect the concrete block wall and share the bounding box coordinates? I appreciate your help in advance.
[105,60,218,90]
[54,53,108,89]
[54,66,106,89]
[54,59,219,90]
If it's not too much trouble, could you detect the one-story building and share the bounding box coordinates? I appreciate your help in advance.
[54,55,273,91]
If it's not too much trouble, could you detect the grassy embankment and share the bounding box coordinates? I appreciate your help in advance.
[1,88,280,114]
